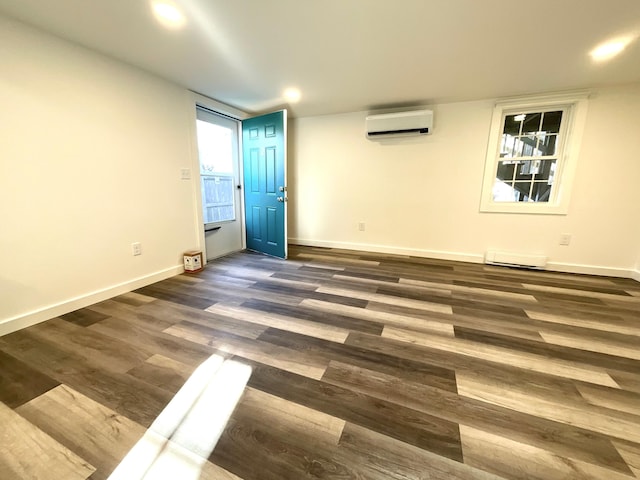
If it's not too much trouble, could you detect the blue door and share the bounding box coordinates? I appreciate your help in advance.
[242,110,287,259]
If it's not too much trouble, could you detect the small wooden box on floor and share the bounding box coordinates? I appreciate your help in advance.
[183,251,203,273]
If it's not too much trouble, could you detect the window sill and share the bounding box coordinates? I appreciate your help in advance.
[480,201,568,215]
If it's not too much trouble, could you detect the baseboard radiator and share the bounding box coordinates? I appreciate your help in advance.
[484,250,547,270]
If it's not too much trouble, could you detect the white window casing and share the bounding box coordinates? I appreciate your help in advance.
[479,92,589,215]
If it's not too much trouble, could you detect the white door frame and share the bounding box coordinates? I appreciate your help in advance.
[188,92,248,265]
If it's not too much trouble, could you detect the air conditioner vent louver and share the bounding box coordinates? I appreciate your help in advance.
[366,110,433,139]
[368,127,429,136]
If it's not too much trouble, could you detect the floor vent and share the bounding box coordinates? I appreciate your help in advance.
[484,250,547,270]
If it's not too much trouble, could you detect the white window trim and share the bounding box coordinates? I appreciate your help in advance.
[480,92,590,215]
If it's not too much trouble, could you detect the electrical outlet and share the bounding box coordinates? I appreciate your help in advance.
[180,168,191,180]
[559,234,571,246]
[132,242,142,256]
[358,222,365,231]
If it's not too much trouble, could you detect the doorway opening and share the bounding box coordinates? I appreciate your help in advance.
[195,107,243,260]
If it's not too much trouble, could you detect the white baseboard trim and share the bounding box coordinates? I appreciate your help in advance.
[545,262,635,278]
[290,238,639,279]
[288,238,484,264]
[0,265,184,337]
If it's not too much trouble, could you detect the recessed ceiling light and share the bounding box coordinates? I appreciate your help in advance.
[283,88,301,103]
[151,1,186,29]
[590,37,632,62]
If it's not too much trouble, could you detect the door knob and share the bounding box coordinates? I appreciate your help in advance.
[277,196,284,202]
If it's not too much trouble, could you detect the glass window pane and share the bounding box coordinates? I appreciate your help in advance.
[513,181,533,201]
[532,159,556,181]
[516,161,535,180]
[496,161,516,181]
[492,179,517,202]
[541,111,563,133]
[493,110,563,205]
[503,115,521,136]
[534,133,557,156]
[509,136,536,157]
[521,113,542,134]
[206,205,235,223]
[520,136,537,156]
[531,182,552,202]
[196,120,234,174]
[201,175,235,223]
[500,135,517,158]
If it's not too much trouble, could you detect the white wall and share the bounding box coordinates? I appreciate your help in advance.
[0,17,201,333]
[290,84,640,277]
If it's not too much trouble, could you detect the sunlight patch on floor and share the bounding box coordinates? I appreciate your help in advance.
[109,354,251,480]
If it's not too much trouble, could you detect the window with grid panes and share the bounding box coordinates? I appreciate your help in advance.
[480,94,589,215]
[494,110,563,203]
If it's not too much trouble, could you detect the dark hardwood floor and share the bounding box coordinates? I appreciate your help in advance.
[1,245,639,479]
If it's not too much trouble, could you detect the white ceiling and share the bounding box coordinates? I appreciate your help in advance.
[1,0,640,117]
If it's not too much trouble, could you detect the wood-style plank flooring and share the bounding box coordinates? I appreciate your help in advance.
[1,245,640,479]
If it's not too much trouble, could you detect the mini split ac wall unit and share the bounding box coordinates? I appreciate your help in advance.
[366,109,433,139]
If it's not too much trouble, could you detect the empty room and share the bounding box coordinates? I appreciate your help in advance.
[1,1,639,479]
